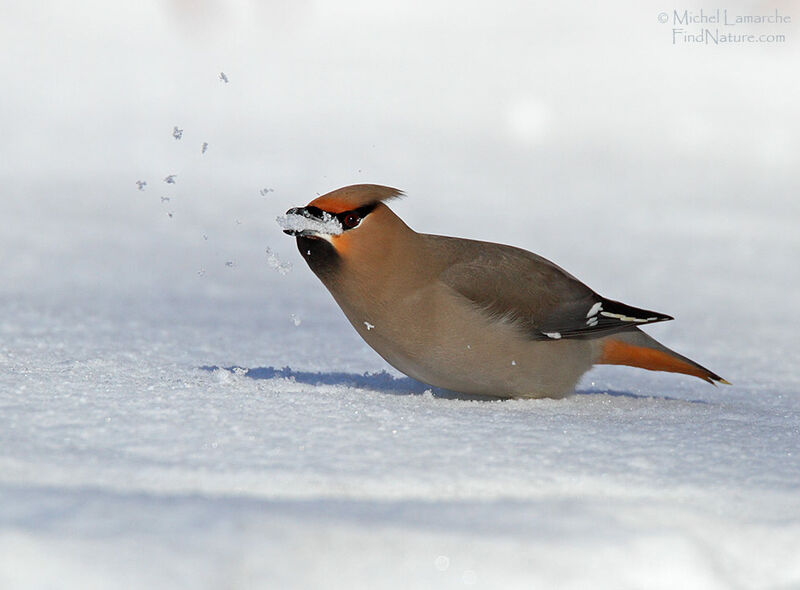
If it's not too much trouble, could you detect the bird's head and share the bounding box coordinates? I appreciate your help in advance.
[280,184,407,275]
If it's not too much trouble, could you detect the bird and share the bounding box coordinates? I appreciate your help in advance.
[280,184,728,398]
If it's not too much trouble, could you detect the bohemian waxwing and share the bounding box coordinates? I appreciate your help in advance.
[281,184,727,398]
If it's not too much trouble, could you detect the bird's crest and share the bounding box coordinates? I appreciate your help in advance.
[308,184,404,214]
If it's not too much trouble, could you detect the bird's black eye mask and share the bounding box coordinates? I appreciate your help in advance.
[295,203,376,230]
[332,203,377,230]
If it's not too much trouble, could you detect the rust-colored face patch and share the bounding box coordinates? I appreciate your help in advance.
[330,231,354,255]
[307,195,355,214]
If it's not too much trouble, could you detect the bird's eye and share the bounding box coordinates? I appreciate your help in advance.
[342,213,360,229]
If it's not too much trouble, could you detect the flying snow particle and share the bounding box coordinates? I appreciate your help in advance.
[164,175,176,184]
[225,261,235,268]
[197,268,206,277]
[265,247,292,275]
[259,188,274,197]
[173,126,183,140]
[202,234,208,241]
[167,212,174,218]
[290,314,301,327]
[364,321,375,331]
[219,72,229,83]
[201,142,208,154]
[136,180,147,191]
[161,196,170,203]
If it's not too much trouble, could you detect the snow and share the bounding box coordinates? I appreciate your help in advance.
[2,295,799,588]
[265,247,292,276]
[2,1,799,588]
[276,211,344,237]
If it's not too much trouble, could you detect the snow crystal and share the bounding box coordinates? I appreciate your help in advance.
[161,197,170,203]
[260,188,274,197]
[364,321,375,330]
[135,180,147,190]
[225,261,235,268]
[290,314,301,327]
[265,247,292,275]
[164,175,176,184]
[172,126,183,140]
[201,142,208,154]
[276,211,343,236]
[212,366,247,384]
[219,71,229,83]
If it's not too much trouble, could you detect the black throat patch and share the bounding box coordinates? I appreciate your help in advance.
[296,235,341,280]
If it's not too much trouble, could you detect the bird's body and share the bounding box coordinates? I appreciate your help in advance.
[281,184,726,398]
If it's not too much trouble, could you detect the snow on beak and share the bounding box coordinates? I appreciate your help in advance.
[277,206,344,239]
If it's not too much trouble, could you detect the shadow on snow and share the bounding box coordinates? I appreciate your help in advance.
[200,364,490,400]
[199,365,704,403]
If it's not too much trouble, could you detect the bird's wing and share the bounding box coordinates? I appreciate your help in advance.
[432,236,672,341]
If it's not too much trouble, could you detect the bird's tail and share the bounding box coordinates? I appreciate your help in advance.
[597,328,729,385]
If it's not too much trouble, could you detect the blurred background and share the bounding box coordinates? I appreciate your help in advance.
[0,0,798,353]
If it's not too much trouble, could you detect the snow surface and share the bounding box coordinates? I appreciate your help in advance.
[2,1,800,588]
